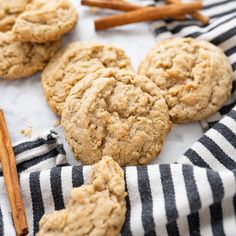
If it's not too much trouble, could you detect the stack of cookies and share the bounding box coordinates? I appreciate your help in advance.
[41,38,233,166]
[41,42,172,166]
[0,0,78,80]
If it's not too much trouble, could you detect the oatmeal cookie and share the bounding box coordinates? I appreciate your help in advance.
[41,42,132,115]
[12,0,78,43]
[61,69,171,166]
[0,31,60,80]
[138,37,233,123]
[37,156,127,236]
[0,0,29,32]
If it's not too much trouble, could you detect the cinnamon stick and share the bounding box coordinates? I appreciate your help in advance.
[191,11,209,25]
[95,2,202,31]
[166,0,209,25]
[81,0,142,11]
[0,110,28,236]
[166,0,185,20]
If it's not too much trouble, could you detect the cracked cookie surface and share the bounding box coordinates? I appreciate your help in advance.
[0,0,29,32]
[61,69,171,166]
[138,38,233,123]
[12,0,78,43]
[0,31,60,80]
[41,42,132,116]
[37,156,127,236]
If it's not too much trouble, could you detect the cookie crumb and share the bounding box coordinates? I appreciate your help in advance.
[26,122,32,128]
[20,122,32,137]
[52,120,60,127]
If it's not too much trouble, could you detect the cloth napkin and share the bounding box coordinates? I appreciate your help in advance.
[0,108,235,236]
[0,0,236,235]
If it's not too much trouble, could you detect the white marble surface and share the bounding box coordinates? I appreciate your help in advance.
[0,0,203,165]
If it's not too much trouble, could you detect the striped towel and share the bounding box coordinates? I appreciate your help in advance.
[0,130,68,236]
[0,130,67,175]
[0,108,235,236]
[0,0,236,235]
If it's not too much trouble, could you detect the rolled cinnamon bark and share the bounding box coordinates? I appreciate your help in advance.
[0,110,28,236]
[95,2,202,30]
[81,0,142,11]
[166,0,209,25]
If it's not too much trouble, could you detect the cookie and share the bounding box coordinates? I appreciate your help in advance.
[41,42,132,115]
[138,37,233,123]
[12,0,78,43]
[0,32,60,80]
[61,69,171,166]
[37,156,127,236]
[0,0,29,32]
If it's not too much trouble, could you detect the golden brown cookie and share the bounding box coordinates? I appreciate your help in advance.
[41,42,132,116]
[138,37,233,123]
[12,0,78,43]
[0,0,29,32]
[37,156,127,236]
[61,68,171,166]
[0,31,60,80]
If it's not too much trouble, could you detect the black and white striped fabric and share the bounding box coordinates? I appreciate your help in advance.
[0,107,235,235]
[0,130,67,176]
[142,0,236,130]
[0,130,68,236]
